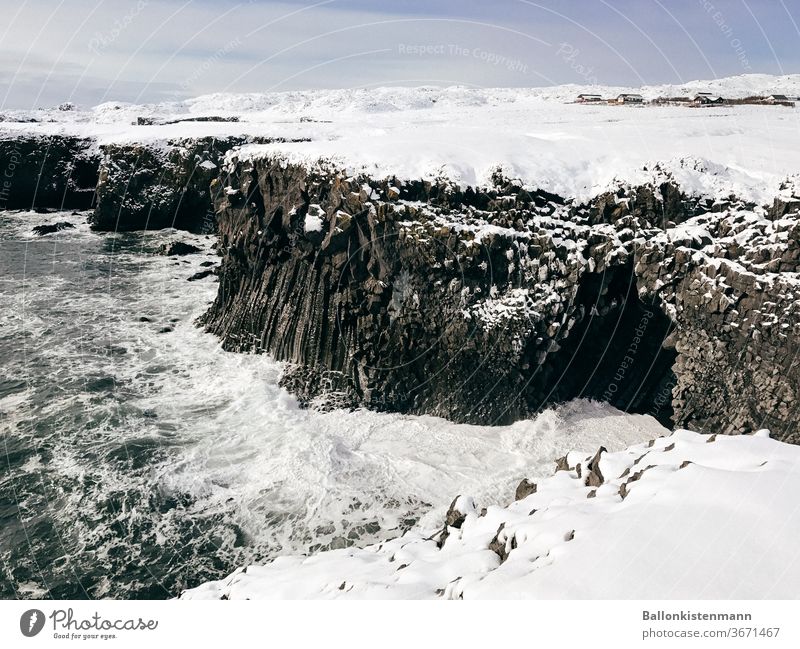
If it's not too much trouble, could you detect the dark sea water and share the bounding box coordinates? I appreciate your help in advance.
[0,210,665,599]
[0,212,236,598]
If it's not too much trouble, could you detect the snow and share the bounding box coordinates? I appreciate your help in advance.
[304,204,325,233]
[181,429,800,600]
[3,74,800,203]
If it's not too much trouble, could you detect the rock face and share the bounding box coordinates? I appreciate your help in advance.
[201,154,799,440]
[90,137,242,232]
[0,136,99,210]
[3,133,797,440]
[1,134,262,232]
[634,210,800,440]
[201,158,676,426]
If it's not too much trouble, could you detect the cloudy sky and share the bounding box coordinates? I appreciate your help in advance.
[1,0,799,108]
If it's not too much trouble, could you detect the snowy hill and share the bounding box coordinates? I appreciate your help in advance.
[6,73,800,118]
[182,429,800,599]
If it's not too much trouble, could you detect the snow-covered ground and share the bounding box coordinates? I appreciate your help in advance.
[2,74,800,203]
[182,429,800,599]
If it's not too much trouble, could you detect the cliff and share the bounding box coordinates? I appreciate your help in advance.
[0,134,285,232]
[0,136,98,211]
[2,86,798,439]
[201,154,799,440]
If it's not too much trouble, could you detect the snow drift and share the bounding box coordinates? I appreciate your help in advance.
[182,429,800,599]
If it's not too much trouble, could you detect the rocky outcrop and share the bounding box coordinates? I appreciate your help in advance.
[0,136,99,210]
[3,131,797,439]
[200,154,799,440]
[634,211,800,439]
[1,134,283,232]
[159,241,203,256]
[90,137,241,232]
[201,158,676,426]
[32,221,75,236]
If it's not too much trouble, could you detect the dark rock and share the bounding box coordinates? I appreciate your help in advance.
[554,454,570,472]
[188,269,214,281]
[160,241,202,256]
[514,479,537,501]
[444,496,468,529]
[619,464,656,499]
[438,496,472,549]
[90,137,234,232]
[185,154,799,441]
[200,161,686,428]
[585,446,606,487]
[488,524,508,562]
[32,221,74,236]
[0,136,99,211]
[89,135,302,232]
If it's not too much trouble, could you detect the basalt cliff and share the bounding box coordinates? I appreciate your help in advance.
[2,134,798,441]
[202,154,799,440]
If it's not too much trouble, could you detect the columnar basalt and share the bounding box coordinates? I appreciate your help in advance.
[634,211,800,439]
[2,132,797,440]
[201,154,799,438]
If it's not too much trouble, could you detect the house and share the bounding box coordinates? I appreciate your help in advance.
[615,93,644,104]
[576,93,603,103]
[764,94,794,105]
[693,92,724,105]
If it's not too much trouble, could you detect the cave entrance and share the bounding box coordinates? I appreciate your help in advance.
[545,264,677,428]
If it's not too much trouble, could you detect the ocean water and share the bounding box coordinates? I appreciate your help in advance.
[0,211,667,599]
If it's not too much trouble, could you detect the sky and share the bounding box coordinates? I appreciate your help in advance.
[1,0,799,108]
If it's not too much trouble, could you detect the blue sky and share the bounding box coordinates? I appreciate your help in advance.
[1,0,799,108]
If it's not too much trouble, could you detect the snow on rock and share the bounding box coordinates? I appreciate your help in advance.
[181,430,800,599]
[304,204,325,233]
